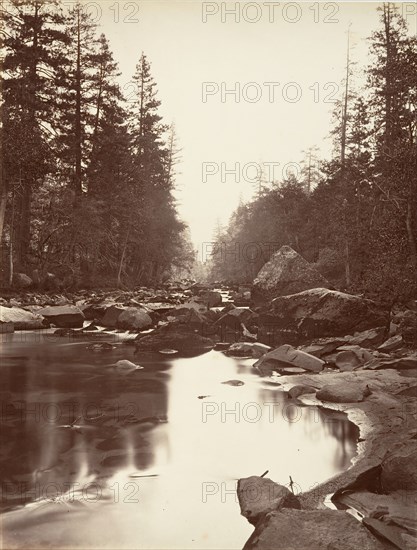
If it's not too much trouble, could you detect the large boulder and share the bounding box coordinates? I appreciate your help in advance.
[254,344,325,375]
[260,288,389,344]
[134,326,214,357]
[0,305,46,330]
[243,509,385,550]
[237,476,300,526]
[38,305,84,328]
[117,307,153,330]
[253,245,330,301]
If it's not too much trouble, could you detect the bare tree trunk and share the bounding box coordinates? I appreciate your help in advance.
[406,199,417,271]
[75,6,82,197]
[340,26,351,169]
[117,226,130,287]
[0,181,7,245]
[8,191,15,286]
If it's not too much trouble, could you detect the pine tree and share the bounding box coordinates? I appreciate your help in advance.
[1,0,67,272]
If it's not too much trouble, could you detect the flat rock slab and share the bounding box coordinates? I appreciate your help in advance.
[0,305,46,330]
[336,490,417,536]
[243,509,385,549]
[38,305,84,328]
[316,383,371,403]
[365,355,417,370]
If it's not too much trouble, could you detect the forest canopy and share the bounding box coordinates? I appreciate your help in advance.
[1,0,195,288]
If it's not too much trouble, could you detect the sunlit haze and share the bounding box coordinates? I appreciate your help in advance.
[81,1,416,253]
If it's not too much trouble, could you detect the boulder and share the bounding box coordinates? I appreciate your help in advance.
[288,384,317,399]
[82,300,116,321]
[316,382,371,403]
[13,273,32,288]
[260,288,389,343]
[226,342,256,357]
[134,326,214,357]
[38,305,84,328]
[0,305,46,330]
[365,354,417,370]
[117,307,153,330]
[254,344,325,376]
[377,335,403,352]
[101,305,126,327]
[215,307,258,330]
[198,290,222,308]
[176,301,207,314]
[253,245,330,301]
[334,346,374,371]
[252,343,272,358]
[298,337,348,358]
[347,327,386,348]
[381,442,417,492]
[243,509,385,550]
[237,476,300,526]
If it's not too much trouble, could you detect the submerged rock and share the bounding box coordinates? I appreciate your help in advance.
[134,326,214,357]
[237,476,300,526]
[221,379,245,386]
[253,245,330,301]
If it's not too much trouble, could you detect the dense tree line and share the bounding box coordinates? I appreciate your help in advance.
[209,4,417,304]
[1,0,194,288]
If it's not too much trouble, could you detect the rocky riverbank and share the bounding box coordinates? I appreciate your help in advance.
[1,262,416,549]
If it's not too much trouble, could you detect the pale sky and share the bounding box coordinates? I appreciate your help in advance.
[77,1,417,253]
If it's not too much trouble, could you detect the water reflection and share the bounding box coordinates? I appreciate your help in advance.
[0,334,358,549]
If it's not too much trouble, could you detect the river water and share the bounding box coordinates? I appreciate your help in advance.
[0,330,358,549]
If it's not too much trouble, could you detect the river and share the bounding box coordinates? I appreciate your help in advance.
[0,330,358,549]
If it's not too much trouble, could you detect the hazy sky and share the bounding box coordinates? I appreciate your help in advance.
[80,1,417,254]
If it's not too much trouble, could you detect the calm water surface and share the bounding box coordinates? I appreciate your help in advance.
[0,331,358,549]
